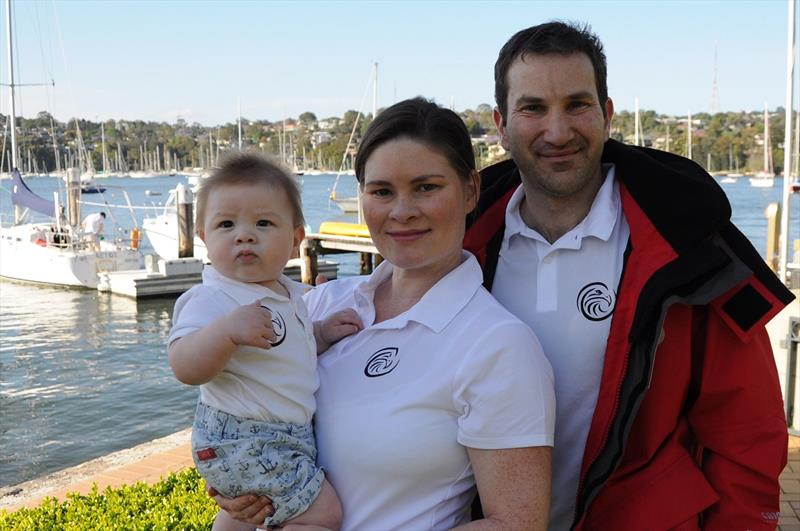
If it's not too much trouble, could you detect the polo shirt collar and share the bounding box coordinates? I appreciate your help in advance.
[353,251,483,333]
[202,265,302,305]
[504,164,620,249]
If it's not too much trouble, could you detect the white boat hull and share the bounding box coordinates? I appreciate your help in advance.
[749,175,775,188]
[0,225,142,289]
[142,215,208,261]
[332,196,359,213]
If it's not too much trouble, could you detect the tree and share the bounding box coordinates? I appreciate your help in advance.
[299,112,317,125]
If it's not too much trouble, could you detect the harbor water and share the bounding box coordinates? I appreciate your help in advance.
[0,173,797,488]
[0,172,359,488]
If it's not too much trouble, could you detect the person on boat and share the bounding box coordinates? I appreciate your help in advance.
[213,98,556,530]
[168,153,361,531]
[80,211,106,251]
[463,21,794,529]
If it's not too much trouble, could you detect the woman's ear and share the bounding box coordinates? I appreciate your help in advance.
[465,169,481,213]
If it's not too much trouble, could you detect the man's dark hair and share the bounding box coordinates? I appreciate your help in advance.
[494,21,608,122]
[354,97,475,185]
[100,212,106,218]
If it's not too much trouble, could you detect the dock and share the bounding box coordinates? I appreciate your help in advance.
[98,255,339,298]
[300,231,380,285]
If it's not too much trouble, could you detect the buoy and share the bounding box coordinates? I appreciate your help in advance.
[319,221,371,238]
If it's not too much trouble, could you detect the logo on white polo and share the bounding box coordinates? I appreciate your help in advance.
[364,347,400,377]
[261,305,287,346]
[577,282,616,321]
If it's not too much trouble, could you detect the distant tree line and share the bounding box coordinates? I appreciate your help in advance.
[1,105,795,175]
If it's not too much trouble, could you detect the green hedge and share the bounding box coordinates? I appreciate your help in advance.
[0,468,218,530]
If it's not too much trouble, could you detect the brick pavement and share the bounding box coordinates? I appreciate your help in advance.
[781,435,800,529]
[0,429,194,513]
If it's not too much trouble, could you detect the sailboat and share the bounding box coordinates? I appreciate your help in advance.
[750,102,775,188]
[329,62,378,214]
[0,0,142,289]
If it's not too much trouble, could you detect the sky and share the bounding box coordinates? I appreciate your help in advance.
[0,0,796,127]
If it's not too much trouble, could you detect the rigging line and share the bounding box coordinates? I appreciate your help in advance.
[33,0,57,120]
[50,0,80,139]
[331,62,375,192]
[11,1,26,148]
[32,1,52,82]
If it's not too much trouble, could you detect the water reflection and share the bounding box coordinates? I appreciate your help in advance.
[0,280,197,487]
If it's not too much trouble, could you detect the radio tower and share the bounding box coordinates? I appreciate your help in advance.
[710,42,720,114]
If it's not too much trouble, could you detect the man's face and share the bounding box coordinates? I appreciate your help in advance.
[494,52,613,200]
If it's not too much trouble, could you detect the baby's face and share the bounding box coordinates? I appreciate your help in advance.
[199,182,303,290]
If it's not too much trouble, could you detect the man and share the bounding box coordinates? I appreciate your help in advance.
[465,21,794,530]
[81,211,106,251]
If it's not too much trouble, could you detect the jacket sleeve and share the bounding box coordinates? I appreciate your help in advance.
[688,308,787,529]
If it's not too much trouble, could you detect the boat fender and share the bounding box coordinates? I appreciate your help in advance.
[131,228,141,250]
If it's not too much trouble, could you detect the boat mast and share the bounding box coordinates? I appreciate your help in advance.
[360,61,378,225]
[50,117,60,173]
[5,0,23,223]
[372,61,378,120]
[5,0,17,172]
[778,0,796,284]
[764,102,770,174]
[101,122,109,174]
[687,110,692,160]
[237,100,242,150]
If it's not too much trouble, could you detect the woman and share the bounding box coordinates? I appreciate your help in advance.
[214,97,555,530]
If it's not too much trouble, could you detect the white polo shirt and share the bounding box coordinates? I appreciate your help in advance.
[305,252,555,531]
[169,266,318,425]
[82,212,104,234]
[491,166,629,530]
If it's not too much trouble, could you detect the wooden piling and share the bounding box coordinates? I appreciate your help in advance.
[300,232,380,285]
[765,202,781,272]
[176,183,194,258]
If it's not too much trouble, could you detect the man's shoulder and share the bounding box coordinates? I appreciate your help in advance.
[604,139,732,253]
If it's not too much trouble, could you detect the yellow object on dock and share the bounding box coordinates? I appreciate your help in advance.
[319,221,371,238]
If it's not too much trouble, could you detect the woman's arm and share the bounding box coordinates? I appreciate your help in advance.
[454,446,551,531]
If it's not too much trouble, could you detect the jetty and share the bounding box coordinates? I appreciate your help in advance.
[98,256,339,298]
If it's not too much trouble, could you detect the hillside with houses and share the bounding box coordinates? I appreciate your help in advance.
[1,105,794,176]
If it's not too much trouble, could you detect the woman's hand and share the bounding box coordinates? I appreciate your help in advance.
[206,484,274,525]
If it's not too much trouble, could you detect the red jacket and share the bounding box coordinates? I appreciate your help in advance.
[464,140,794,530]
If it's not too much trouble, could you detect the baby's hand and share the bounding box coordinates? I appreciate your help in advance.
[225,300,277,349]
[317,309,362,351]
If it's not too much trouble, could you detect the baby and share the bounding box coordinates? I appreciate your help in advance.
[168,152,359,530]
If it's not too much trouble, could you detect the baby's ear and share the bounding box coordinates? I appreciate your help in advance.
[291,225,305,259]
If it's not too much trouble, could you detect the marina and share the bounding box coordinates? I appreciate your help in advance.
[1,0,799,525]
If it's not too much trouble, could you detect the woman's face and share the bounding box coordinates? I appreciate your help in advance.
[361,138,478,278]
